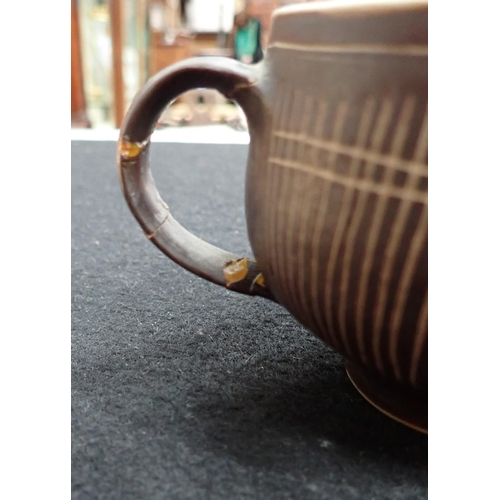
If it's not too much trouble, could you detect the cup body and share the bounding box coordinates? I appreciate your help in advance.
[244,1,428,389]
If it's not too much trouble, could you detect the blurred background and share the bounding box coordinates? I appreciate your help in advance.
[71,0,320,132]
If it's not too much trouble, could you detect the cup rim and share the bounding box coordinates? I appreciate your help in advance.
[267,0,428,51]
[271,0,428,20]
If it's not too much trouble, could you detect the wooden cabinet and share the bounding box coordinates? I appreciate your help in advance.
[148,33,233,78]
[71,0,90,128]
[149,39,191,77]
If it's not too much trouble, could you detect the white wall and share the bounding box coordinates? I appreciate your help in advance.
[185,0,235,33]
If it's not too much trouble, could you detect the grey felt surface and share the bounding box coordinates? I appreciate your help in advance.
[71,140,427,499]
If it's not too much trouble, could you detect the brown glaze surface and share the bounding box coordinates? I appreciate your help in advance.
[247,1,428,391]
[117,1,428,429]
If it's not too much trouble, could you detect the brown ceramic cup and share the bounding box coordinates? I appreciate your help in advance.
[118,0,428,432]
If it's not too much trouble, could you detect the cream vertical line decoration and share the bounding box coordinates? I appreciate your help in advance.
[267,84,294,295]
[335,96,378,356]
[409,291,428,387]
[322,97,379,355]
[309,100,350,344]
[284,94,316,323]
[387,107,428,382]
[371,93,418,378]
[275,89,304,311]
[295,99,330,335]
[353,97,396,365]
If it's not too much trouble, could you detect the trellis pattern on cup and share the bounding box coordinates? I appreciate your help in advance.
[264,86,428,386]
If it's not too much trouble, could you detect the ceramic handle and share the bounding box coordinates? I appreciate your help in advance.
[117,57,274,301]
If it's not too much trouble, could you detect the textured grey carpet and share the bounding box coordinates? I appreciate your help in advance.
[71,140,427,499]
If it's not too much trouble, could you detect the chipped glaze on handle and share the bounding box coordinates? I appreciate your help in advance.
[117,57,275,301]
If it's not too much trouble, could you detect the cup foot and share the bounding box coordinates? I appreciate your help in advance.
[345,361,428,434]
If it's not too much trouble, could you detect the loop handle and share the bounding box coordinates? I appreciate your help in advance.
[117,57,274,300]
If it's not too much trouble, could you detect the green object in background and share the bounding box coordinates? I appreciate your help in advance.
[235,18,261,62]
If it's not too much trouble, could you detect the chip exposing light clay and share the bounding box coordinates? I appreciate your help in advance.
[223,258,249,285]
[119,138,149,159]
